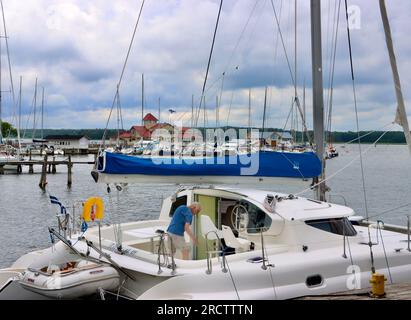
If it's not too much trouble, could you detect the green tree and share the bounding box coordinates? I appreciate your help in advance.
[1,121,17,137]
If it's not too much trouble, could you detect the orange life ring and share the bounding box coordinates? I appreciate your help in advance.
[82,197,104,222]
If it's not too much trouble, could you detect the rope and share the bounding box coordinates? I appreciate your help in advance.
[344,0,375,274]
[263,244,278,299]
[295,123,394,197]
[378,222,393,284]
[342,122,394,146]
[224,257,240,300]
[203,0,261,97]
[325,0,342,144]
[99,0,145,151]
[194,0,224,127]
[368,202,411,220]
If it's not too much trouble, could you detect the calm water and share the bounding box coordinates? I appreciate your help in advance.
[0,144,410,268]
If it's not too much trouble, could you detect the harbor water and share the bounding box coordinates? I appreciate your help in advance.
[0,144,410,268]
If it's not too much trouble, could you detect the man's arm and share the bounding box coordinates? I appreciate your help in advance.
[184,223,198,245]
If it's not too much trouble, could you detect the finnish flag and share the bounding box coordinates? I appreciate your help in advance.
[49,195,67,215]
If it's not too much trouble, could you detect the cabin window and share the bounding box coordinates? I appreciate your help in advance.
[168,196,188,217]
[305,217,357,236]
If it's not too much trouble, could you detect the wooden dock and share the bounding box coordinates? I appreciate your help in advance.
[0,155,95,188]
[297,282,411,300]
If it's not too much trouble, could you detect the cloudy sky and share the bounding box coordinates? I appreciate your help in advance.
[0,0,410,132]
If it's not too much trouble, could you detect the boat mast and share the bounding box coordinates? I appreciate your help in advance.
[41,87,44,140]
[158,97,161,122]
[17,76,21,153]
[191,94,194,127]
[261,86,268,149]
[310,0,326,201]
[0,28,2,144]
[248,88,251,129]
[379,0,411,153]
[32,77,38,140]
[141,73,145,127]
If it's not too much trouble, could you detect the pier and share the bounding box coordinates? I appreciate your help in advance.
[297,282,411,300]
[0,155,95,188]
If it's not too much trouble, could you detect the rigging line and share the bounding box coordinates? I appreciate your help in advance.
[262,243,278,299]
[194,0,224,127]
[224,257,240,300]
[117,87,124,132]
[325,0,341,142]
[342,121,393,145]
[226,90,234,126]
[204,0,261,96]
[294,0,297,98]
[22,84,38,139]
[279,151,306,179]
[281,97,294,134]
[0,0,15,110]
[324,0,337,120]
[270,0,309,141]
[295,124,394,196]
[346,235,354,266]
[343,0,372,267]
[368,202,411,220]
[273,0,283,64]
[269,0,295,89]
[99,0,145,150]
[378,225,393,284]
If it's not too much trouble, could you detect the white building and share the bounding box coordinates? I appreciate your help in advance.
[44,135,90,151]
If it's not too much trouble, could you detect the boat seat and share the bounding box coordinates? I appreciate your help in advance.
[221,225,251,252]
[200,215,223,240]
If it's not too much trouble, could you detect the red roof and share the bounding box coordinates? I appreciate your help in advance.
[131,125,151,139]
[119,132,133,139]
[143,113,158,122]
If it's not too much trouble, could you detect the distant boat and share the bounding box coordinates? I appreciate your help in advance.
[92,150,322,184]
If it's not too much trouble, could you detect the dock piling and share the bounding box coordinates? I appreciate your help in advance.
[39,155,48,190]
[67,155,72,187]
[52,156,56,174]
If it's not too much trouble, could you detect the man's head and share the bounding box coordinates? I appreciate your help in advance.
[188,202,202,215]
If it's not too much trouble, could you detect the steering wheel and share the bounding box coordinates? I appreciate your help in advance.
[230,204,249,233]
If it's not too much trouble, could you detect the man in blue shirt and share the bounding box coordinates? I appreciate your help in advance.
[167,202,202,260]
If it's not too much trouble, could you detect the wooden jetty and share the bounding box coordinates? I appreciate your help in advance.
[0,155,95,189]
[297,282,411,300]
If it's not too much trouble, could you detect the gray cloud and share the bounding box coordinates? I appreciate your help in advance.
[0,0,410,131]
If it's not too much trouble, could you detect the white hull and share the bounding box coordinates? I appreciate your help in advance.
[2,187,410,300]
[95,172,311,186]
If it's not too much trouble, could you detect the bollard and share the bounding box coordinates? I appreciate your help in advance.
[29,164,34,174]
[369,273,386,298]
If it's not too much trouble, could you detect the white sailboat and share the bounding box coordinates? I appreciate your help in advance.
[1,0,411,301]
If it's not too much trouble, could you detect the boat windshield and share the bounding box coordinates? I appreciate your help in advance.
[240,201,272,234]
[305,217,357,236]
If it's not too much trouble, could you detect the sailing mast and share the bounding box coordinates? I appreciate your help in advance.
[32,77,38,140]
[0,25,2,144]
[141,73,144,125]
[379,0,411,152]
[17,76,21,154]
[310,0,326,201]
[41,87,44,139]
